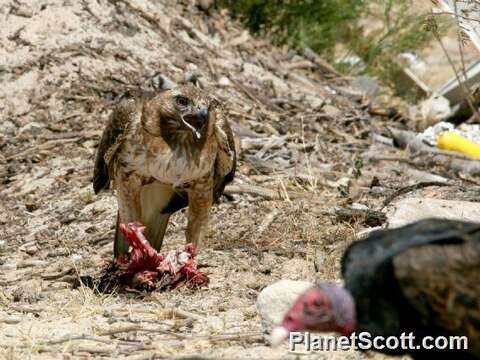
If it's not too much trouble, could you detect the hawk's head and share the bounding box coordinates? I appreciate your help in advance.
[142,85,218,144]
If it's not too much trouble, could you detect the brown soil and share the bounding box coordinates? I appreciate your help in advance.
[0,1,476,359]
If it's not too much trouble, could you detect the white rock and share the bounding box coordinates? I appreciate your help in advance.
[329,177,350,188]
[406,168,449,184]
[420,95,451,125]
[197,0,214,11]
[71,254,83,262]
[256,280,313,333]
[351,203,369,211]
[388,197,480,228]
[1,120,17,135]
[218,76,231,87]
[2,316,21,325]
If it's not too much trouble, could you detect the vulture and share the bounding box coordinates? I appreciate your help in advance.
[271,219,480,359]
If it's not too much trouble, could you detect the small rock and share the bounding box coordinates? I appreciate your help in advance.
[2,316,21,325]
[197,0,214,11]
[71,254,83,262]
[11,3,33,18]
[24,246,38,256]
[406,169,449,184]
[420,95,451,128]
[218,76,231,87]
[388,198,480,228]
[331,177,350,188]
[256,280,313,333]
[351,202,369,211]
[25,202,39,212]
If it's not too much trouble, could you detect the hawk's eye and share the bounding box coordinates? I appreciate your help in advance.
[175,95,190,107]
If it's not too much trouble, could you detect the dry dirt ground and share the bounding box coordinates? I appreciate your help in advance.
[1,1,478,359]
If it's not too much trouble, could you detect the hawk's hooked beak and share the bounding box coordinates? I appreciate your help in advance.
[181,106,209,140]
[198,107,209,122]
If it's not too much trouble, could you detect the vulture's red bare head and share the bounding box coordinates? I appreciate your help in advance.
[270,283,357,346]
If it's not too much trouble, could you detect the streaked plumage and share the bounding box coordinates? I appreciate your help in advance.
[93,85,235,257]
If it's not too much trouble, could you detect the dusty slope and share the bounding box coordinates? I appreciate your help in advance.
[1,1,474,359]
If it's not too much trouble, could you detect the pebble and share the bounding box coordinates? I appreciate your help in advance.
[2,316,21,325]
[256,280,313,334]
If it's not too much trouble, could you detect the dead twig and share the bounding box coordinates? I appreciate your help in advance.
[430,13,480,121]
[156,307,205,322]
[253,208,280,245]
[5,138,82,161]
[231,80,283,112]
[40,267,75,281]
[225,184,282,200]
[45,334,113,346]
[96,324,144,336]
[73,345,116,355]
[382,181,453,208]
[40,130,100,141]
[191,332,264,343]
[335,207,387,227]
[302,47,343,78]
[365,154,417,166]
[97,324,186,339]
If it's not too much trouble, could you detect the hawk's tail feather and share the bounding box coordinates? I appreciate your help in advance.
[144,212,171,252]
[114,212,130,257]
[93,156,110,194]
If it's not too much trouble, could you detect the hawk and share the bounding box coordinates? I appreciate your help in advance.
[93,85,236,257]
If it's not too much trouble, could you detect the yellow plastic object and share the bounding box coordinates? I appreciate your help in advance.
[437,131,480,160]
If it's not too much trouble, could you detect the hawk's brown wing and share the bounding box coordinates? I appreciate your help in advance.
[93,99,137,194]
[393,239,480,356]
[213,111,236,202]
